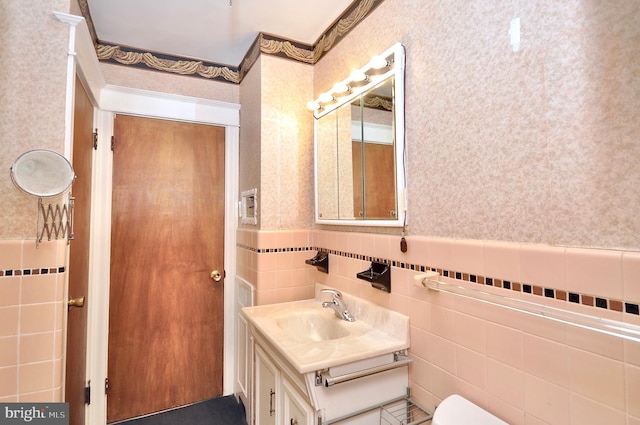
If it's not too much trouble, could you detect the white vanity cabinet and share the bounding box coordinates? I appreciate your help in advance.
[281,377,315,425]
[242,292,415,424]
[255,345,278,425]
[254,344,315,425]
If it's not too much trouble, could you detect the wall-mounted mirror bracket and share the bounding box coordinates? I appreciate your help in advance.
[356,261,391,292]
[37,195,75,247]
[305,251,329,274]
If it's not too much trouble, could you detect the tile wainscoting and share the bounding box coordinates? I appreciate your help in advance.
[0,239,66,402]
[237,228,640,423]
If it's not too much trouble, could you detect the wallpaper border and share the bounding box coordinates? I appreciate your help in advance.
[80,0,385,83]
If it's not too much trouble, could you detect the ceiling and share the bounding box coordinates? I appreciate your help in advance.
[86,0,357,67]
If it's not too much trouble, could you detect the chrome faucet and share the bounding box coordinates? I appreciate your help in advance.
[321,289,355,322]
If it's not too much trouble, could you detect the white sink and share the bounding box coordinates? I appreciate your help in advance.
[276,309,351,342]
[241,286,410,373]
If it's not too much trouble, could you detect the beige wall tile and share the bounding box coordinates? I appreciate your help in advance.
[486,322,523,369]
[409,326,429,361]
[455,311,486,353]
[524,375,570,425]
[518,312,567,344]
[21,275,58,304]
[456,380,487,410]
[565,247,623,300]
[569,393,625,425]
[408,355,430,392]
[20,332,55,364]
[53,359,63,388]
[0,307,20,336]
[20,389,57,402]
[399,235,428,266]
[568,348,625,411]
[21,240,60,270]
[18,361,55,394]
[429,365,456,400]
[0,279,20,307]
[487,358,524,408]
[430,304,455,340]
[566,326,624,361]
[625,340,640,367]
[426,238,454,270]
[523,334,569,388]
[488,396,524,425]
[484,241,521,283]
[54,302,64,331]
[429,334,456,374]
[453,290,492,320]
[0,366,18,397]
[19,304,56,334]
[456,346,487,390]
[256,252,276,272]
[0,337,18,367]
[627,415,640,425]
[623,251,640,302]
[407,297,430,332]
[626,364,640,418]
[256,229,277,249]
[313,229,639,421]
[520,244,566,290]
[54,330,63,360]
[452,239,485,277]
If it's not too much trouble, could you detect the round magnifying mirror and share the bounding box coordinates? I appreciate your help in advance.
[10,149,75,197]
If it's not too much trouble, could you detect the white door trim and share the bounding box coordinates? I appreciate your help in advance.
[92,92,239,425]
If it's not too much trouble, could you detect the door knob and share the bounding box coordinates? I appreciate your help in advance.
[68,296,85,308]
[210,270,223,282]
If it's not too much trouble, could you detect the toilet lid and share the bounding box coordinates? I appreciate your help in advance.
[10,150,75,197]
[432,395,508,425]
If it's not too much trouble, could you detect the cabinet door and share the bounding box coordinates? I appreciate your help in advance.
[281,377,315,425]
[255,346,278,425]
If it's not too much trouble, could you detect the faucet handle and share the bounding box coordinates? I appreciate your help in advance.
[320,288,342,299]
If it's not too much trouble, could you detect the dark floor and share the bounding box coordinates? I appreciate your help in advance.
[115,396,248,425]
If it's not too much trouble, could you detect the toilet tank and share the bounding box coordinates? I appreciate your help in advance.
[432,395,508,425]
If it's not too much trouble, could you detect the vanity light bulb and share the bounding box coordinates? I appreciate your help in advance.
[306,101,320,111]
[332,82,349,94]
[349,69,367,82]
[369,55,390,69]
[318,92,334,103]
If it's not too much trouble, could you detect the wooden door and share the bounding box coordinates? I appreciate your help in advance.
[352,142,395,219]
[65,76,94,425]
[107,115,225,422]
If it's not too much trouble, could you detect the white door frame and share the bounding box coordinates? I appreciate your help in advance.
[55,13,240,425]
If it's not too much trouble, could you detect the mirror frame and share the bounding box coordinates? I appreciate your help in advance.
[10,149,75,197]
[313,42,406,226]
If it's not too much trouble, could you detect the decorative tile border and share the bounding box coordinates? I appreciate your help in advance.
[237,243,640,316]
[237,243,311,254]
[0,267,66,277]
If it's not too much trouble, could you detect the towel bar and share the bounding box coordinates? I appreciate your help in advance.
[316,354,411,387]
